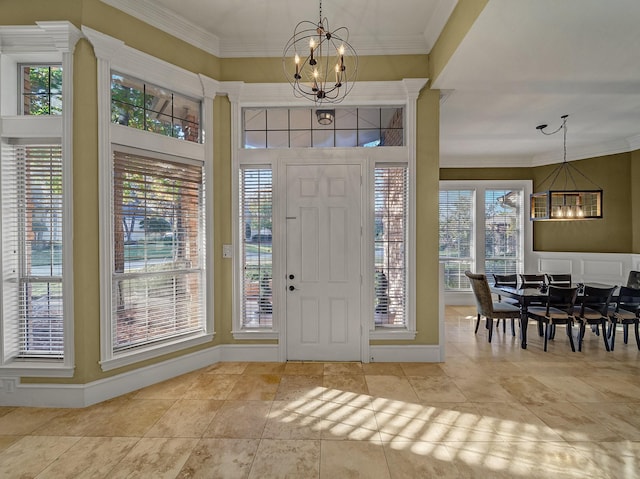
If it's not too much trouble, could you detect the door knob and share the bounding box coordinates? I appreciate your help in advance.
[289,274,295,280]
[289,285,296,291]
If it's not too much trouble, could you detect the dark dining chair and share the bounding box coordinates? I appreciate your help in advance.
[626,271,640,290]
[527,285,578,352]
[546,273,572,287]
[519,274,546,289]
[492,273,519,334]
[608,286,640,351]
[573,285,616,352]
[465,271,521,342]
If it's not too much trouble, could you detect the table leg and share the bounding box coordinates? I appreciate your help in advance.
[520,306,528,349]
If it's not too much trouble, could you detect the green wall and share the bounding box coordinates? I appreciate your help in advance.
[442,153,636,254]
[4,0,441,385]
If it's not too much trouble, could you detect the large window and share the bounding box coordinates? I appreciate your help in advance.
[111,72,202,143]
[439,182,526,291]
[374,165,408,326]
[110,150,205,354]
[439,190,474,290]
[1,143,64,357]
[239,167,273,328]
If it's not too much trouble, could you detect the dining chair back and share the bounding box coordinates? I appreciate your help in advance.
[546,273,572,287]
[465,271,521,342]
[492,273,519,333]
[626,271,640,290]
[527,285,578,351]
[519,274,546,289]
[608,286,640,350]
[574,285,616,351]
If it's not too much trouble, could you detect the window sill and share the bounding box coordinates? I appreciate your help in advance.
[369,328,416,340]
[232,330,279,340]
[100,332,214,372]
[0,361,75,378]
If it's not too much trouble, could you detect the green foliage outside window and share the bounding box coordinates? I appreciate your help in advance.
[21,65,62,115]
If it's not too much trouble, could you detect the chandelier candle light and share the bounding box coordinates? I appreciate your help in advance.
[530,115,603,221]
[283,0,358,104]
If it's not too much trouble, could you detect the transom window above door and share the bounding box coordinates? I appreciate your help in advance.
[242,107,404,148]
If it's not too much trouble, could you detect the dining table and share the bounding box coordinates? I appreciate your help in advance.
[490,283,617,349]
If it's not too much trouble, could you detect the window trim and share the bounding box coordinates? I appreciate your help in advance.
[83,27,218,371]
[0,22,79,377]
[439,180,533,301]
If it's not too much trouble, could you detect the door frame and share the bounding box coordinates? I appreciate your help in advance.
[276,156,370,363]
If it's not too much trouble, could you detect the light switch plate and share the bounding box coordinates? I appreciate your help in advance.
[222,244,232,258]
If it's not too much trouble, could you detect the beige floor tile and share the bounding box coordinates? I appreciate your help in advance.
[204,361,249,374]
[108,437,198,479]
[227,374,281,400]
[284,362,325,375]
[6,306,640,478]
[204,400,271,438]
[574,402,640,440]
[316,401,380,441]
[35,437,139,478]
[248,439,320,479]
[382,441,465,479]
[133,371,201,399]
[183,373,240,400]
[145,399,223,438]
[244,362,287,375]
[274,374,324,401]
[469,401,564,442]
[322,374,371,406]
[0,407,64,435]
[399,362,447,376]
[320,440,390,479]
[363,362,405,375]
[569,441,640,479]
[263,408,323,440]
[177,438,260,479]
[409,376,469,402]
[450,376,518,402]
[497,376,560,405]
[324,361,363,375]
[365,375,419,403]
[0,436,20,453]
[0,435,80,478]
[526,401,622,442]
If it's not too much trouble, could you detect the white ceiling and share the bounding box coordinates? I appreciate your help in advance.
[101,0,640,168]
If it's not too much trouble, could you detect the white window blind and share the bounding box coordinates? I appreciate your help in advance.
[374,165,408,326]
[112,150,205,353]
[1,142,64,358]
[439,190,474,290]
[485,189,522,277]
[239,167,273,328]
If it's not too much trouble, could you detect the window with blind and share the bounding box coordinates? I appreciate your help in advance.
[239,167,273,328]
[111,150,205,354]
[439,190,474,290]
[374,165,408,327]
[1,142,64,358]
[485,189,523,277]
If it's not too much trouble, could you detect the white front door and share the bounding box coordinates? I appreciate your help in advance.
[285,163,362,360]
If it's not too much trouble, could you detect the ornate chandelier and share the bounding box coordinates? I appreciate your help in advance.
[530,115,603,221]
[282,0,358,104]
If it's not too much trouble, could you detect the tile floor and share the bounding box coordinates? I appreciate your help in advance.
[1,306,640,478]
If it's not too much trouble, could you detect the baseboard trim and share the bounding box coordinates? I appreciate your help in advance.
[1,343,444,407]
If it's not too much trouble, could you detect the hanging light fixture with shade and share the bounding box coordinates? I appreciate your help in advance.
[530,115,603,221]
[282,0,358,105]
